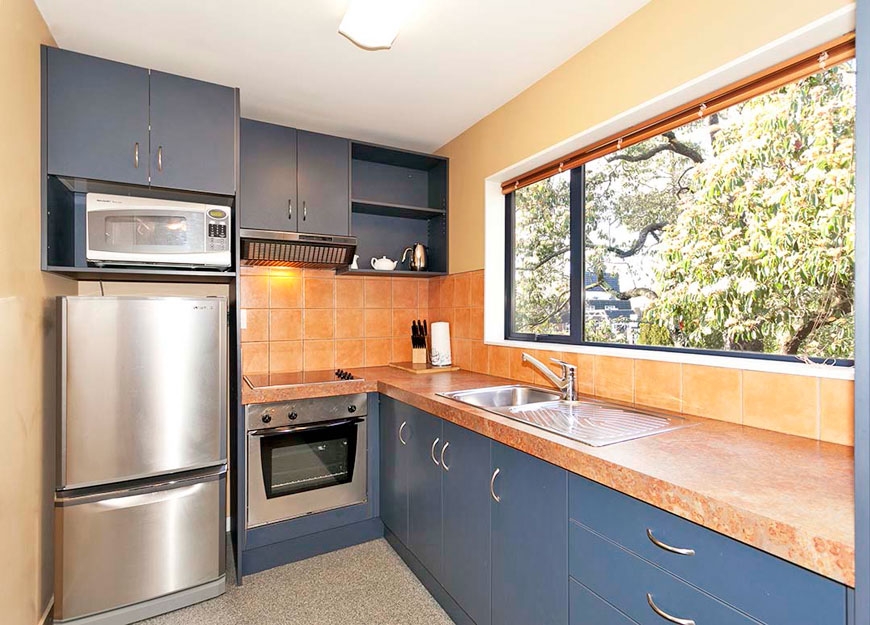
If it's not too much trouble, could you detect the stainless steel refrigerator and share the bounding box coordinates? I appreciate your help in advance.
[54,296,227,625]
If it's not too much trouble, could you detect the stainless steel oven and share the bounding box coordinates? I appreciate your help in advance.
[246,394,368,528]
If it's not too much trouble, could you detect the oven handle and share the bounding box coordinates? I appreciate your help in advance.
[249,417,363,438]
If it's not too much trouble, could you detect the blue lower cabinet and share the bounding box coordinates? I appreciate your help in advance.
[408,408,444,580]
[442,421,492,625]
[491,441,568,625]
[569,475,848,625]
[379,397,409,544]
[570,578,638,625]
[571,521,759,625]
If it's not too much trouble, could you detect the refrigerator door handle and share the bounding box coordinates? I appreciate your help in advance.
[55,465,226,507]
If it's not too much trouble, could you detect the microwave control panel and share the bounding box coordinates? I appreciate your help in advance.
[206,209,230,251]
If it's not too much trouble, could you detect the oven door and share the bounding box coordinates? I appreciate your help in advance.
[247,417,367,528]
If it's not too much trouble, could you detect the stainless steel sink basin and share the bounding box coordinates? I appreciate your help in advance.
[438,385,563,409]
[438,385,695,447]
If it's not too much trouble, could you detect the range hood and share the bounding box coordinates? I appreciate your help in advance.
[240,229,357,269]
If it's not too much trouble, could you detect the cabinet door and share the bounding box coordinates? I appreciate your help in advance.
[408,408,443,579]
[491,442,568,625]
[45,47,150,185]
[297,130,350,235]
[149,71,236,195]
[442,421,492,625]
[379,397,409,545]
[240,119,297,231]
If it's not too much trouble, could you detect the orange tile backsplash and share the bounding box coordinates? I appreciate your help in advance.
[242,267,855,447]
[241,267,429,373]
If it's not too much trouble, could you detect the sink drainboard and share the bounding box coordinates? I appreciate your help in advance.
[504,401,693,447]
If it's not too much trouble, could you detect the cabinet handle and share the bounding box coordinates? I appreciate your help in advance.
[646,593,695,625]
[430,437,440,466]
[288,199,293,220]
[134,142,139,168]
[440,441,450,471]
[646,529,695,556]
[398,421,407,445]
[490,468,501,502]
[157,146,163,172]
[302,201,307,221]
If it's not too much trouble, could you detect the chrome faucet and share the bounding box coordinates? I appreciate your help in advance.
[521,353,578,402]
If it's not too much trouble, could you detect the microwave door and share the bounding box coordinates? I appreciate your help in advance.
[59,296,227,490]
[87,209,206,261]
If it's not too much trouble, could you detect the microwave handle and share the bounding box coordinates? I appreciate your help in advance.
[249,417,362,438]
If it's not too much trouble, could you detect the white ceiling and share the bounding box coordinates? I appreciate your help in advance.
[35,0,650,152]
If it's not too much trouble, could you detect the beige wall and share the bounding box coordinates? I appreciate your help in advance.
[437,0,853,273]
[0,0,78,623]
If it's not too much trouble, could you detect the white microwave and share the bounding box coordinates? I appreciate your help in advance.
[86,193,231,269]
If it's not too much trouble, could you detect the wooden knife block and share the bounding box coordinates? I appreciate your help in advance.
[412,346,428,364]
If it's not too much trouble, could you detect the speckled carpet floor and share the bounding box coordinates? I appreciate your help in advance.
[137,539,455,625]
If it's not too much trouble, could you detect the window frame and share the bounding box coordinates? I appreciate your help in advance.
[504,167,584,344]
[504,159,855,366]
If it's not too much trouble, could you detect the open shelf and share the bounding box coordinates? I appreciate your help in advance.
[351,198,445,220]
[336,268,447,278]
[44,265,236,283]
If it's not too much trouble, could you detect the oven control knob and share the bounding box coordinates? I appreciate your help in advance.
[347,404,357,413]
[261,414,272,424]
[288,411,298,421]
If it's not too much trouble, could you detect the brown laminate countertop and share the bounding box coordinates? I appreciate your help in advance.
[243,367,855,586]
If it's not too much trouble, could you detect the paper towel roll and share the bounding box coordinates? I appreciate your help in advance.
[429,321,452,366]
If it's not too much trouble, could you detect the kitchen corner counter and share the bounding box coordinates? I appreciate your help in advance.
[242,367,855,586]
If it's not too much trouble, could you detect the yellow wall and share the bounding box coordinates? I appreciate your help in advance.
[437,0,853,273]
[0,0,77,623]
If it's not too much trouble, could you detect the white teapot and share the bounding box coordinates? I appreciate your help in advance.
[371,256,398,271]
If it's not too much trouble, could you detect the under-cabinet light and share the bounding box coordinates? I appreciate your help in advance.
[338,0,419,51]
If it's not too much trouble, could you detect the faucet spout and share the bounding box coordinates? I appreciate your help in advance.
[521,353,578,401]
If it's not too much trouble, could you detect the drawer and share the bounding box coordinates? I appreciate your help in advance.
[571,578,638,625]
[569,475,846,625]
[570,521,759,625]
[55,470,225,621]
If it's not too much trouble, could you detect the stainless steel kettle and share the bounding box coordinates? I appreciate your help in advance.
[401,243,428,271]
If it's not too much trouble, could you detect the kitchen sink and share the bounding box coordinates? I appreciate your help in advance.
[438,385,695,447]
[438,385,563,409]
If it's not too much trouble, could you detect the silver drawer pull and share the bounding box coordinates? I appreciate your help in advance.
[398,421,407,445]
[647,529,695,556]
[490,468,501,502]
[440,441,450,471]
[647,593,695,625]
[431,437,441,466]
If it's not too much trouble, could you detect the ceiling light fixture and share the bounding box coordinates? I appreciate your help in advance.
[338,0,419,51]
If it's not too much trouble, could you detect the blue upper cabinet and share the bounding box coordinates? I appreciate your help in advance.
[491,441,568,625]
[45,47,150,186]
[297,130,350,236]
[43,46,237,195]
[240,119,298,231]
[149,71,236,195]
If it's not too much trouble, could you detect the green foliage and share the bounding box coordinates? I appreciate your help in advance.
[513,173,571,335]
[647,62,855,358]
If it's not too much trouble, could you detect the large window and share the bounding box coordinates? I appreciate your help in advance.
[506,54,855,362]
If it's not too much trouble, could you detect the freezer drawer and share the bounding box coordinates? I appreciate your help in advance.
[54,468,226,622]
[60,296,227,489]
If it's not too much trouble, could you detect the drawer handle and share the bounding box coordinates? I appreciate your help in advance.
[647,529,695,556]
[134,142,139,168]
[490,468,501,502]
[647,593,695,625]
[431,437,441,466]
[288,199,293,220]
[157,145,163,172]
[303,200,307,221]
[440,441,450,471]
[398,421,407,445]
